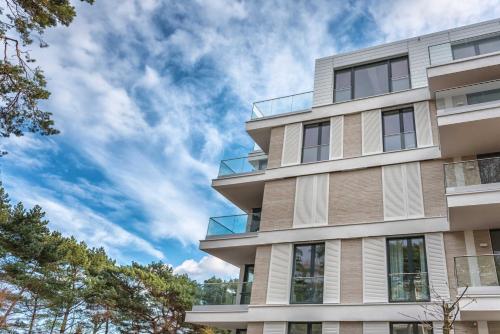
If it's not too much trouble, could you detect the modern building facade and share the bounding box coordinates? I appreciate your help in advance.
[186,19,500,334]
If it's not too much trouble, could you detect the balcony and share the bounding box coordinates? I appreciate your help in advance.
[454,255,500,320]
[428,41,500,92]
[444,157,500,230]
[218,154,267,177]
[206,213,261,238]
[195,281,253,307]
[251,91,312,120]
[436,80,500,157]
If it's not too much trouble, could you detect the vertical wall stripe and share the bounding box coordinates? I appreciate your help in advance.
[382,164,406,220]
[322,322,340,334]
[363,237,388,303]
[281,123,302,166]
[362,109,383,155]
[323,240,341,304]
[263,322,287,334]
[363,322,390,334]
[414,101,433,147]
[266,244,292,304]
[383,163,424,220]
[425,233,450,301]
[294,174,329,227]
[330,116,344,159]
[313,57,335,107]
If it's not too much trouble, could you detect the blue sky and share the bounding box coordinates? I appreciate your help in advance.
[2,0,500,281]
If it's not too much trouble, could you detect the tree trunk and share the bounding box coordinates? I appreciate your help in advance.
[28,294,39,334]
[49,313,58,334]
[59,306,71,333]
[104,316,109,334]
[0,287,26,327]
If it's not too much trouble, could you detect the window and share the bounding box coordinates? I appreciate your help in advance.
[334,57,410,102]
[387,237,430,302]
[240,264,254,304]
[288,323,322,334]
[467,88,500,105]
[290,243,325,304]
[452,35,500,60]
[382,108,416,152]
[390,323,433,334]
[302,122,330,163]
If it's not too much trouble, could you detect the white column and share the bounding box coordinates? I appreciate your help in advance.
[477,321,489,334]
[464,230,481,287]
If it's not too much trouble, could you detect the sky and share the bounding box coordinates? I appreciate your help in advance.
[2,0,500,281]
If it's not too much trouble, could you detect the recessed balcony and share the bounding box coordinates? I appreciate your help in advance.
[428,40,500,92]
[444,157,500,230]
[218,153,267,178]
[454,255,500,320]
[436,80,500,157]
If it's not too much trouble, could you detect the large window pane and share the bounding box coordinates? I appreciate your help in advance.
[383,109,416,152]
[289,323,322,334]
[302,147,319,163]
[452,43,476,59]
[391,58,410,92]
[478,36,500,54]
[383,112,401,135]
[391,323,433,334]
[467,88,500,105]
[320,123,330,145]
[402,110,415,132]
[388,237,430,302]
[354,62,389,98]
[303,125,319,147]
[291,244,324,304]
[334,70,351,102]
[384,134,402,152]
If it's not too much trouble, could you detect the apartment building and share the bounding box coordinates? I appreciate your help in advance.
[186,19,500,334]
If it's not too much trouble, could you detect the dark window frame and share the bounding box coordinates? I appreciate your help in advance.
[452,34,500,60]
[301,121,330,163]
[390,322,433,334]
[333,56,411,102]
[382,107,417,152]
[240,264,254,305]
[288,322,322,334]
[386,236,431,303]
[290,243,325,304]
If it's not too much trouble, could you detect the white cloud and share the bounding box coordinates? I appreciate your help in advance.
[174,255,239,282]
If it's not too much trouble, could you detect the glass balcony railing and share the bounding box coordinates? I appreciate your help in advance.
[218,155,267,177]
[455,255,500,288]
[195,282,253,305]
[206,213,261,237]
[388,272,430,302]
[251,91,313,119]
[435,79,500,111]
[444,157,500,188]
[290,277,324,304]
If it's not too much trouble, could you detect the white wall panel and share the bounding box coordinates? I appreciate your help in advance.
[330,116,343,159]
[313,57,334,107]
[266,244,292,304]
[363,322,390,334]
[362,109,383,155]
[428,42,453,66]
[282,123,302,166]
[294,174,329,227]
[363,237,388,303]
[414,101,433,147]
[383,163,424,220]
[425,233,450,301]
[322,322,339,334]
[264,322,287,334]
[323,240,341,304]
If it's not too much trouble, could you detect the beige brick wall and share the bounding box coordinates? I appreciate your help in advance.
[343,113,362,158]
[429,100,440,146]
[329,167,383,225]
[267,127,285,169]
[421,159,447,217]
[339,322,363,334]
[250,245,271,305]
[247,322,264,334]
[340,238,363,304]
[444,231,467,298]
[454,322,478,334]
[474,229,493,255]
[489,321,500,334]
[260,178,295,231]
